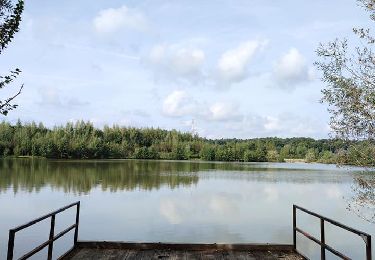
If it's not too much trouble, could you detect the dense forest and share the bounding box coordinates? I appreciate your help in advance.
[0,120,373,165]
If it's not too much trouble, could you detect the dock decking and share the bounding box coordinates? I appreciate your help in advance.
[61,242,306,260]
[6,202,372,260]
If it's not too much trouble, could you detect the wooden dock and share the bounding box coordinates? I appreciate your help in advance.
[5,202,372,260]
[61,242,306,260]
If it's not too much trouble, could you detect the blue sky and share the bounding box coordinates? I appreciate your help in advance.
[0,0,371,138]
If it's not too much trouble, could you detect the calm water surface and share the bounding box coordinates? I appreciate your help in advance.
[0,159,374,259]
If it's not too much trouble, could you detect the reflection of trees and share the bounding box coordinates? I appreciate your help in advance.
[0,159,199,194]
[0,158,361,194]
[348,173,375,224]
[0,159,361,193]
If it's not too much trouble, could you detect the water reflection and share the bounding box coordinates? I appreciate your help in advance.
[347,172,375,223]
[0,159,358,194]
[0,159,200,193]
[0,159,373,259]
[160,192,241,225]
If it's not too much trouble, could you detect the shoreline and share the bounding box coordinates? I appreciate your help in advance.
[1,155,337,166]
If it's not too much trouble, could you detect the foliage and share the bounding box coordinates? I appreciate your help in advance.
[0,0,24,115]
[1,120,374,164]
[315,0,375,223]
[315,0,375,166]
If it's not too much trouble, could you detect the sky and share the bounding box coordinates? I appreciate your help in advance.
[0,0,372,139]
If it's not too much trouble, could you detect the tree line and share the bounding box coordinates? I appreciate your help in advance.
[0,120,373,165]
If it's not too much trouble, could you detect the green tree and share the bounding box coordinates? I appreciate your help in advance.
[0,0,24,115]
[315,0,375,166]
[266,150,279,162]
[0,119,369,165]
[200,145,215,161]
[315,0,375,222]
[171,143,189,160]
[243,150,257,162]
[305,148,316,163]
[318,150,335,164]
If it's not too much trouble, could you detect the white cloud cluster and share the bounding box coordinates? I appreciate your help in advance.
[162,90,198,117]
[217,40,266,84]
[263,116,281,131]
[148,44,205,83]
[162,90,242,122]
[37,87,89,108]
[147,39,267,87]
[222,112,329,139]
[93,5,147,33]
[147,42,315,93]
[207,102,242,122]
[273,48,313,89]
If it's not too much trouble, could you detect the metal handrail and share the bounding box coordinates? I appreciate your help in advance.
[293,204,372,260]
[7,201,80,260]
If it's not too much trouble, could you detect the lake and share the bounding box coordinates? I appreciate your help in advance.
[0,158,374,259]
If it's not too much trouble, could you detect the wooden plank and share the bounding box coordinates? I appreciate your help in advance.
[64,249,306,260]
[123,250,137,260]
[61,242,307,260]
[76,241,295,252]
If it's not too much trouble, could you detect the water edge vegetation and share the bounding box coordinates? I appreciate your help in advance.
[1,120,374,166]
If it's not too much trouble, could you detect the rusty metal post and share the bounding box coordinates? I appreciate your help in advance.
[366,235,372,260]
[293,205,296,250]
[7,230,15,260]
[47,215,56,260]
[320,219,326,260]
[74,201,80,245]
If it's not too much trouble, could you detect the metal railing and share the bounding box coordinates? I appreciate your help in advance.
[7,201,80,260]
[293,204,372,260]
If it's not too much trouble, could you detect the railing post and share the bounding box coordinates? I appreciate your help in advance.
[366,235,372,260]
[320,219,326,260]
[47,215,56,260]
[7,230,15,260]
[74,201,80,245]
[293,205,296,250]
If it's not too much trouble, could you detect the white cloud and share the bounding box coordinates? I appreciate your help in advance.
[172,48,205,76]
[273,48,312,88]
[37,87,89,108]
[262,113,328,137]
[162,91,242,122]
[147,39,269,87]
[149,45,166,64]
[67,97,89,107]
[264,116,281,131]
[207,102,242,122]
[216,40,267,85]
[39,87,61,106]
[93,5,147,33]
[211,112,329,139]
[162,90,197,117]
[148,44,205,83]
